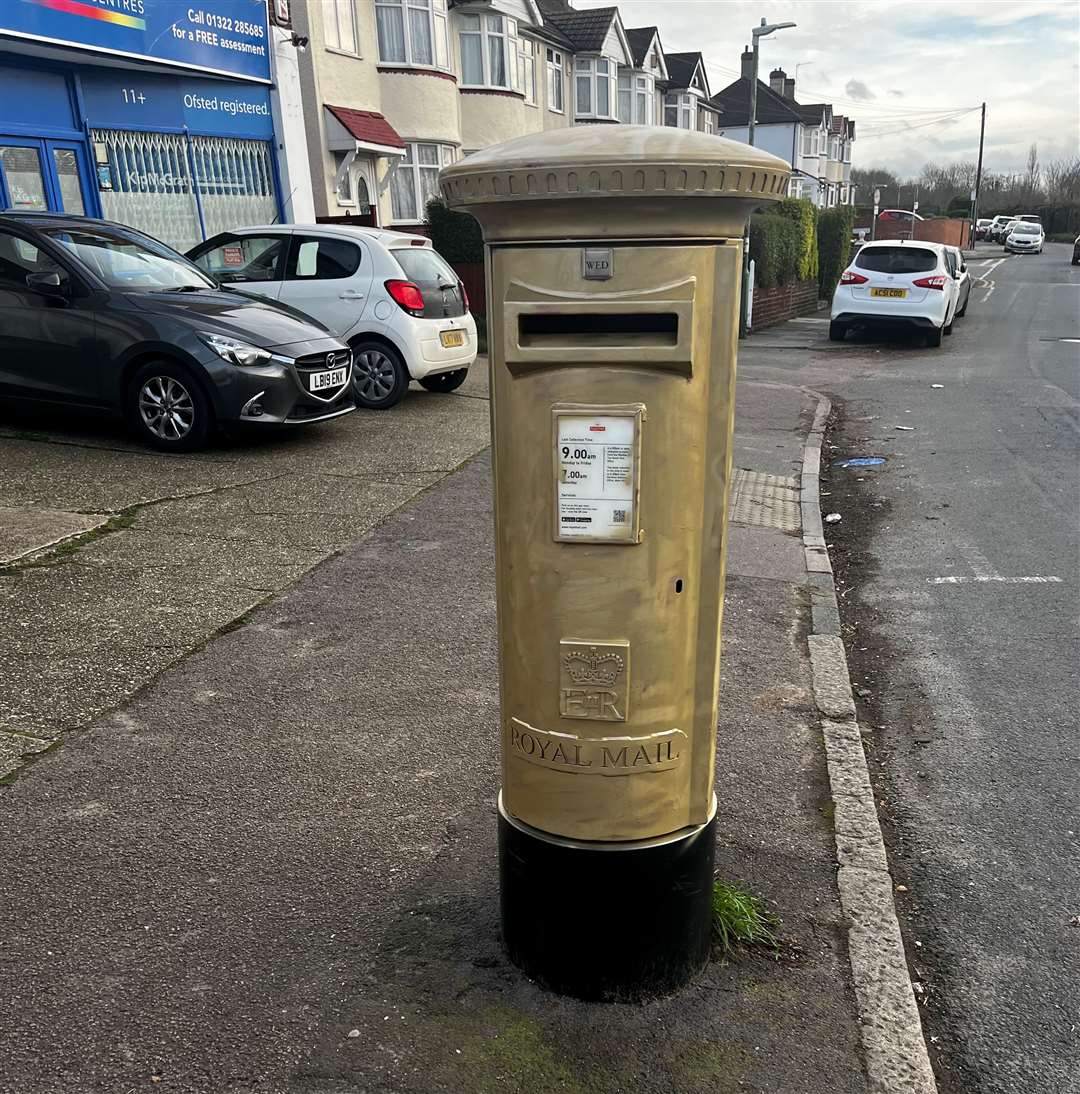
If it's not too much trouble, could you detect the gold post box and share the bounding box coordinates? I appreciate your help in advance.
[440,127,789,1000]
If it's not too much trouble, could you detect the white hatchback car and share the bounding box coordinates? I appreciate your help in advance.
[188,225,477,409]
[1004,221,1044,254]
[831,240,959,347]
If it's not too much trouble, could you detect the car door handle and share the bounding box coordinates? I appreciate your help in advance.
[339,290,365,300]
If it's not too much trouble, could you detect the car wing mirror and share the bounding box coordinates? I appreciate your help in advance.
[26,269,66,296]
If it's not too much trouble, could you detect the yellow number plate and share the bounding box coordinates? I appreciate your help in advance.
[440,329,465,348]
[871,287,907,298]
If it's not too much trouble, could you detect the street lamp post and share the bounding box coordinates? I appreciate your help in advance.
[748,18,797,147]
[743,17,796,340]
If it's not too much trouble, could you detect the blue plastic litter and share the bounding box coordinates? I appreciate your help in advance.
[834,457,886,468]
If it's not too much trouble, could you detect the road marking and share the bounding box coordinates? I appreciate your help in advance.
[929,575,1063,585]
[959,543,1001,580]
[981,282,996,304]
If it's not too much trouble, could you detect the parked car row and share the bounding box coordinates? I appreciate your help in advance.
[0,213,478,451]
[986,214,1041,243]
[829,238,971,348]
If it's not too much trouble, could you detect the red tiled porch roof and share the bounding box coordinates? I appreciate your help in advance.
[325,105,406,150]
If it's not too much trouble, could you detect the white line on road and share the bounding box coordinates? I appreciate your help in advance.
[959,543,1002,580]
[981,282,996,304]
[929,575,1063,585]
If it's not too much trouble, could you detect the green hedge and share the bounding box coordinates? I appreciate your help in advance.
[749,213,801,289]
[425,198,483,263]
[772,197,819,281]
[817,206,856,300]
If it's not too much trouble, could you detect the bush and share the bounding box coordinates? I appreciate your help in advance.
[772,197,819,281]
[425,198,483,263]
[749,213,801,289]
[817,206,856,300]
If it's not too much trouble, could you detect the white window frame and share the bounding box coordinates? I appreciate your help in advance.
[545,48,564,113]
[617,70,653,125]
[575,56,616,120]
[333,152,355,205]
[323,0,359,56]
[702,112,715,135]
[459,12,513,89]
[389,141,456,224]
[664,92,695,130]
[518,35,537,105]
[375,0,450,71]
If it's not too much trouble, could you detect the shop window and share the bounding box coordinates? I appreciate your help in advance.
[390,142,454,223]
[545,48,564,113]
[376,0,449,71]
[324,0,359,55]
[575,57,616,120]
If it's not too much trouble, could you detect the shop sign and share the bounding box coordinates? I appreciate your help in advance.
[81,70,274,140]
[0,0,271,84]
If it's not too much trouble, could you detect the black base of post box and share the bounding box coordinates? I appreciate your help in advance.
[498,801,716,1002]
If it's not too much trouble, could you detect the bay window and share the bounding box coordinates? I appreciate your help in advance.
[663,92,695,129]
[323,0,359,55]
[518,36,537,104]
[546,48,564,113]
[376,0,449,70]
[617,71,653,125]
[459,13,510,87]
[575,56,616,120]
[390,142,455,223]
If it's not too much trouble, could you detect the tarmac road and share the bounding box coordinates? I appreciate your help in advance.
[742,241,1080,1094]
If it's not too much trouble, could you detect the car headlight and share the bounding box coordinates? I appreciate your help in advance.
[199,331,272,367]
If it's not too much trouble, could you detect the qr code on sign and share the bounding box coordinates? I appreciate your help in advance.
[613,509,628,524]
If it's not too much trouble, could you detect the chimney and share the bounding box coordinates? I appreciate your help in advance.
[783,76,795,100]
[769,68,785,95]
[740,46,753,80]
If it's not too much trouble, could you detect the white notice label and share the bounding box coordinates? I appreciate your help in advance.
[556,413,638,542]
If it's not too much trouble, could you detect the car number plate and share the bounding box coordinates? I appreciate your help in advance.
[308,367,347,392]
[440,329,465,348]
[871,287,907,298]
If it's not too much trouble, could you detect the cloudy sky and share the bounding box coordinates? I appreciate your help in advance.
[577,0,1080,178]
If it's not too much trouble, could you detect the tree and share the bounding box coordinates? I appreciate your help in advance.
[1024,143,1040,201]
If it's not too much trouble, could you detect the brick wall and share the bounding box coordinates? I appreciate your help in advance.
[751,277,821,331]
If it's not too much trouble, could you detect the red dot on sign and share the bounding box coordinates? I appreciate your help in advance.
[589,425,606,432]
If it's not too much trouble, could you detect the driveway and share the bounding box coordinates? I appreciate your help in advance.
[0,367,491,772]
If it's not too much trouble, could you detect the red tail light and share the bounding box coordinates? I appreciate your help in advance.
[459,281,469,311]
[840,270,868,285]
[385,279,425,315]
[912,275,947,290]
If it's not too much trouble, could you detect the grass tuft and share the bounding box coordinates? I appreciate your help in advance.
[711,880,779,960]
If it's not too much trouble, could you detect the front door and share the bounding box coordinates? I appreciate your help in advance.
[0,138,94,215]
[0,226,100,405]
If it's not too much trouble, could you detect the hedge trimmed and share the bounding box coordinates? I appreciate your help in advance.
[425,198,483,263]
[817,206,856,300]
[773,197,819,281]
[749,213,801,289]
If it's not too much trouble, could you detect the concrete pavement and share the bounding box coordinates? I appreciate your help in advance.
[0,374,874,1092]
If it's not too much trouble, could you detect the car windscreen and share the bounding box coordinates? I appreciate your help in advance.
[854,246,938,274]
[390,246,458,289]
[1012,223,1041,235]
[42,226,216,291]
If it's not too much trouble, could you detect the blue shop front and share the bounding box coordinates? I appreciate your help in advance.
[0,0,282,252]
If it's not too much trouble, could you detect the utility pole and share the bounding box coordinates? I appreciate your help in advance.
[971,102,986,248]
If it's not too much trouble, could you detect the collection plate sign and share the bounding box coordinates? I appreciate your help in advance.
[553,406,642,544]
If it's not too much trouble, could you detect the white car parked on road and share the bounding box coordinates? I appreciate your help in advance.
[1004,221,1044,254]
[188,225,477,409]
[830,240,959,347]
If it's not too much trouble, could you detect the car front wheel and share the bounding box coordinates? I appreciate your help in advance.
[351,341,409,409]
[127,361,212,452]
[418,368,468,393]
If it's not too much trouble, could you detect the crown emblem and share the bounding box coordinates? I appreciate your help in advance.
[563,646,624,687]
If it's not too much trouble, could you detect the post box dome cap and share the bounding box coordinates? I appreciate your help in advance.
[439,125,791,210]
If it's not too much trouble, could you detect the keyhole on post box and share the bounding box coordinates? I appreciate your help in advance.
[675,579,684,594]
